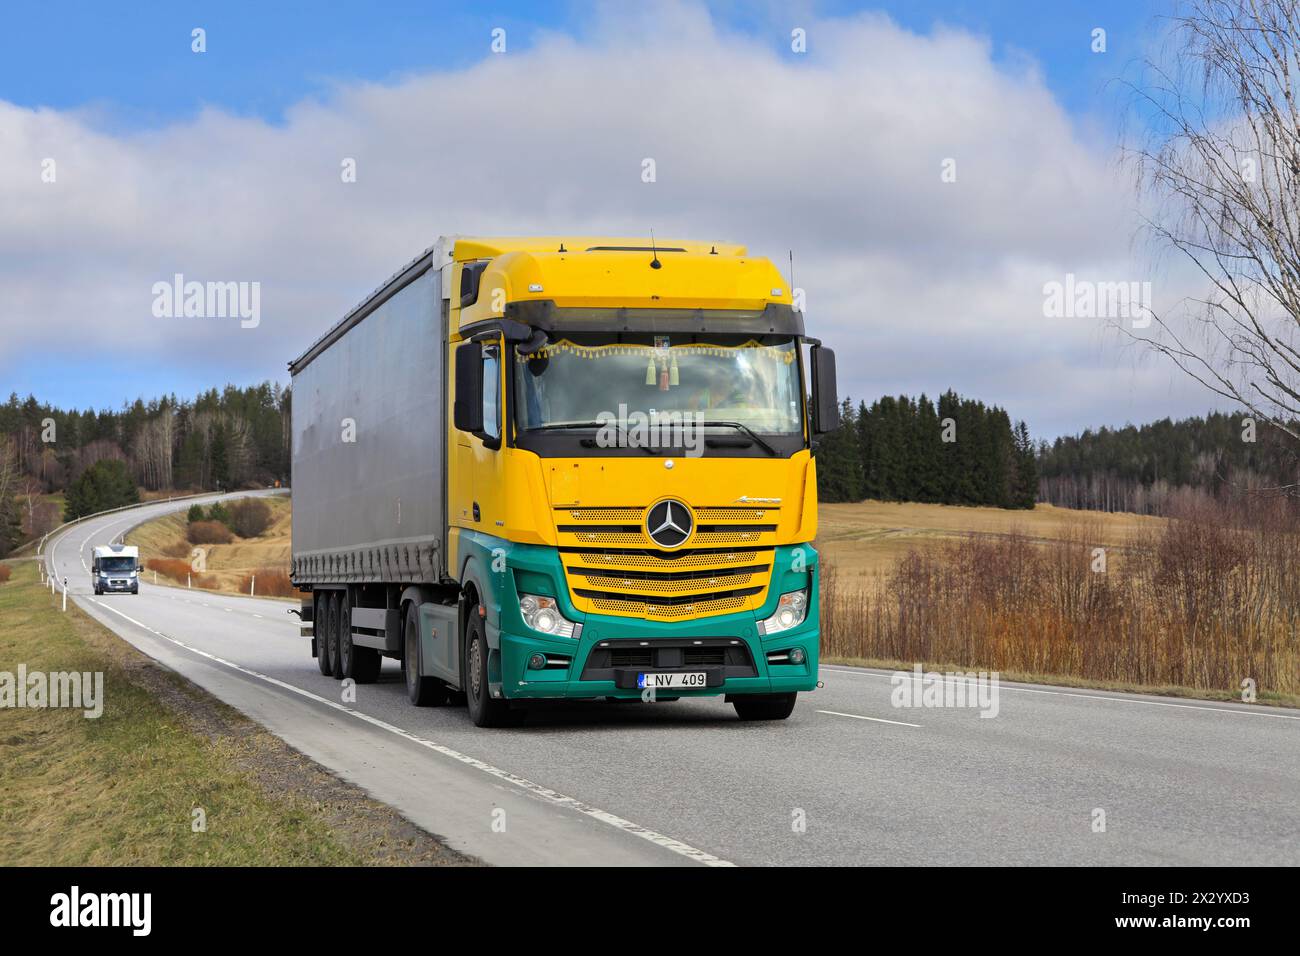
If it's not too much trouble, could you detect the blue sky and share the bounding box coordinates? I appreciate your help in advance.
[3,1,1155,127]
[3,0,1205,438]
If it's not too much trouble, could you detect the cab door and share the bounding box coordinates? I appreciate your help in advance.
[451,333,508,540]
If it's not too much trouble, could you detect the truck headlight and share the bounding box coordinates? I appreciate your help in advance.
[518,593,580,639]
[758,589,808,636]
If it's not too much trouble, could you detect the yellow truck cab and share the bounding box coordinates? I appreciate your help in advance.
[290,236,839,726]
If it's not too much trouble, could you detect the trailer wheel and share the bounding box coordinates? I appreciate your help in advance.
[337,590,355,678]
[732,693,798,721]
[342,591,382,684]
[314,592,332,676]
[403,604,448,706]
[465,615,523,728]
[327,592,344,680]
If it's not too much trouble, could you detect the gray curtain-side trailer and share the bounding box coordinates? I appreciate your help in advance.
[288,240,456,683]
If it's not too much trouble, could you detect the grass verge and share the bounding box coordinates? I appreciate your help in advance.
[0,561,476,866]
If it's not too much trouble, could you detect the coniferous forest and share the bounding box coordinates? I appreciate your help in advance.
[815,397,1299,516]
[0,383,291,545]
[815,391,1038,509]
[1036,412,1298,514]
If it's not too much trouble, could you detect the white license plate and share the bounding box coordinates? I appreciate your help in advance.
[637,672,708,689]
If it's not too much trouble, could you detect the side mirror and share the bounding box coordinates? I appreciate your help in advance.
[811,345,840,434]
[454,341,484,433]
[460,262,487,309]
[137,564,145,573]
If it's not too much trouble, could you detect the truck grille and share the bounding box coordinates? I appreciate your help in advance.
[558,525,774,546]
[555,503,779,619]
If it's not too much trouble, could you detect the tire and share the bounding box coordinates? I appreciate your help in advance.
[337,590,355,678]
[315,592,332,676]
[733,693,798,721]
[327,592,343,679]
[404,604,448,706]
[464,614,523,727]
[338,595,381,683]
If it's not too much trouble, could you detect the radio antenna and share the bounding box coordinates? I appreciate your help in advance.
[788,250,796,307]
[650,230,661,269]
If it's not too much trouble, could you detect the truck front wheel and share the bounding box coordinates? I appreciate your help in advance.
[733,693,798,721]
[464,615,523,728]
[404,604,448,706]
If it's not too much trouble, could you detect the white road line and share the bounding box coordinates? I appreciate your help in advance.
[817,709,921,728]
[820,665,1300,721]
[84,596,735,868]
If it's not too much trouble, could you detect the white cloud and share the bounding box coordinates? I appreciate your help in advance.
[0,2,1218,436]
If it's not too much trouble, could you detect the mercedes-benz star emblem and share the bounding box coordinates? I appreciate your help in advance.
[646,499,693,549]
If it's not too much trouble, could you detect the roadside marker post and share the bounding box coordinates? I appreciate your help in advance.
[250,575,256,597]
[61,578,68,612]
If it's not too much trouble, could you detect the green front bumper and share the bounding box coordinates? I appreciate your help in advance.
[460,532,820,701]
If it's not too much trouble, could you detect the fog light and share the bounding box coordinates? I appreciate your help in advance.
[788,646,806,665]
[527,653,547,670]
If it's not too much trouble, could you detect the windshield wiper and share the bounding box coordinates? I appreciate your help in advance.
[530,422,659,454]
[703,421,778,456]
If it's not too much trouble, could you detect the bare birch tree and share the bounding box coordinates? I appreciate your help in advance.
[1127,1,1300,466]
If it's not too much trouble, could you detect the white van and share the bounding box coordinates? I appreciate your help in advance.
[91,544,142,595]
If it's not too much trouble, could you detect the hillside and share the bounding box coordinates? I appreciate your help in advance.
[126,495,293,598]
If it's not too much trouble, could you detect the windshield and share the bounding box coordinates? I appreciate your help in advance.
[99,557,136,573]
[515,336,803,435]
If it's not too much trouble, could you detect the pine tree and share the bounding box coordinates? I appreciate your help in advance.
[210,423,230,490]
[63,459,139,520]
[1012,421,1038,509]
[815,398,865,503]
[0,494,21,557]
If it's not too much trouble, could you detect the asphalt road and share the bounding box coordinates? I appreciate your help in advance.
[42,494,1300,866]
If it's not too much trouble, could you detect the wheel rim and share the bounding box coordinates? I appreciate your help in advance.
[469,636,483,700]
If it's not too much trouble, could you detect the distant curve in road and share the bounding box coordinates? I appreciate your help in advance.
[43,494,1300,866]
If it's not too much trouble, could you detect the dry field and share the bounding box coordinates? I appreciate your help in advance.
[818,498,1300,704]
[126,495,294,598]
[816,500,1162,576]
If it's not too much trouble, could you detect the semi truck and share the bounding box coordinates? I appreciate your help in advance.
[91,544,142,595]
[288,236,838,727]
